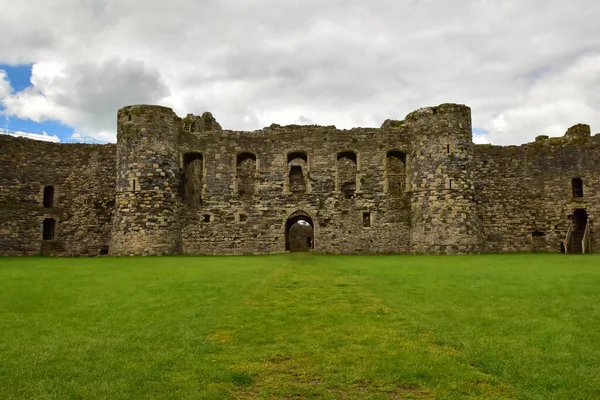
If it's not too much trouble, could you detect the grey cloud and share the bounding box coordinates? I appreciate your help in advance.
[1,0,600,142]
[3,58,169,138]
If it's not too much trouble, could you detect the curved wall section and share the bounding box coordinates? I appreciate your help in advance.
[407,104,483,254]
[109,105,182,255]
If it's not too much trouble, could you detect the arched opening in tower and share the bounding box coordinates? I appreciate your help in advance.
[285,211,314,252]
[287,152,308,193]
[337,151,357,198]
[568,208,589,254]
[236,152,257,197]
[573,208,588,231]
[183,152,203,206]
[386,150,406,195]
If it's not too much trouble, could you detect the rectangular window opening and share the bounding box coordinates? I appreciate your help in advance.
[43,218,56,241]
[572,178,584,198]
[43,186,55,208]
[362,212,371,228]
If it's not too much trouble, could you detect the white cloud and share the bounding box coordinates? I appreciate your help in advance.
[484,54,600,144]
[0,0,599,144]
[0,70,11,100]
[0,128,60,143]
[2,59,169,141]
[473,134,491,145]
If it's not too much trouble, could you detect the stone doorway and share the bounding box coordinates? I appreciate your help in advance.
[573,209,588,230]
[285,211,314,252]
[568,209,588,254]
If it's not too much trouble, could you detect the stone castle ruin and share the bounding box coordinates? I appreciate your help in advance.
[0,103,597,256]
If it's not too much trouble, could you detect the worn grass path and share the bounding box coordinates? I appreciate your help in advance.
[1,254,599,399]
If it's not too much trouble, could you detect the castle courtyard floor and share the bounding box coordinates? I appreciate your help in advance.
[1,254,599,399]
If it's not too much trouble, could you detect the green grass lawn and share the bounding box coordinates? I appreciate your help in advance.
[1,254,599,399]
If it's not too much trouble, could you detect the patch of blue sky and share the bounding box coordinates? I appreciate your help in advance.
[0,64,33,92]
[0,64,76,142]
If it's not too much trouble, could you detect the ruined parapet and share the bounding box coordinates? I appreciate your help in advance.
[380,119,404,129]
[182,112,222,133]
[109,105,182,256]
[407,104,482,254]
[565,123,591,139]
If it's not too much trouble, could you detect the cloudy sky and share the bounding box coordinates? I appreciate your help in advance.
[0,0,599,145]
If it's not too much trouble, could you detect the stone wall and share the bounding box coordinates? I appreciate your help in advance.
[474,125,600,253]
[0,135,116,256]
[1,102,598,257]
[177,122,412,255]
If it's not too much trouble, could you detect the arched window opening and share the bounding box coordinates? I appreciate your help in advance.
[236,152,257,197]
[285,211,314,252]
[572,178,583,198]
[337,151,357,198]
[183,152,204,206]
[287,152,308,193]
[43,186,55,208]
[42,218,56,241]
[386,150,406,195]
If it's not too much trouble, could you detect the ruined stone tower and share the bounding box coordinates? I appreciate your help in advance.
[407,104,483,254]
[109,105,182,256]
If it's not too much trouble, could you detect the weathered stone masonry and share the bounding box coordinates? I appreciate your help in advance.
[0,103,597,256]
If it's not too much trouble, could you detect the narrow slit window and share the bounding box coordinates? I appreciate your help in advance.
[129,173,140,191]
[572,178,583,198]
[43,186,54,208]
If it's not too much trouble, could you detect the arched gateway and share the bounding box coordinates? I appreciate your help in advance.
[285,211,314,252]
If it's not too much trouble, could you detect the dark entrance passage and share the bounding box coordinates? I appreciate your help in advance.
[573,209,588,230]
[285,211,314,252]
[568,209,588,254]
